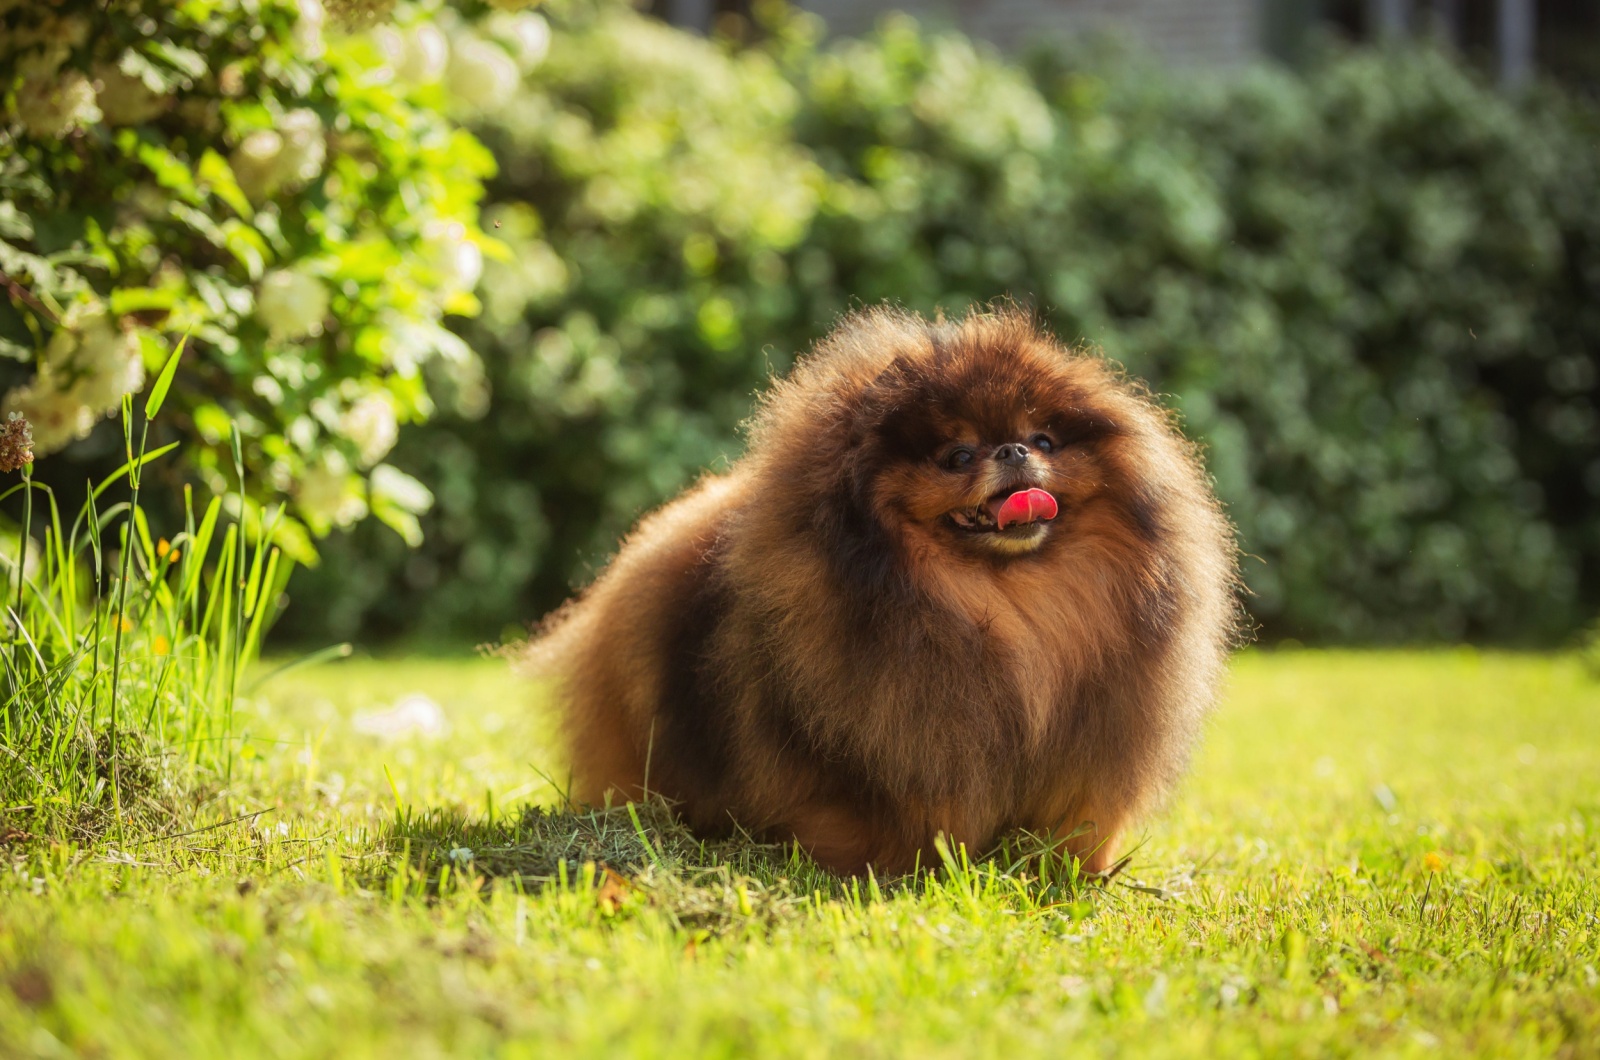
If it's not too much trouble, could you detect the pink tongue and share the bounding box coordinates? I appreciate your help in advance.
[991,488,1059,530]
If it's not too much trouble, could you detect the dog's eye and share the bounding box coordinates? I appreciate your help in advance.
[1031,434,1055,454]
[944,448,975,470]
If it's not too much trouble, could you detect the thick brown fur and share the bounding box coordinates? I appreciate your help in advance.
[526,307,1239,875]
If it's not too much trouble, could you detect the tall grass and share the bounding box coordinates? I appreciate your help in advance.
[0,342,295,844]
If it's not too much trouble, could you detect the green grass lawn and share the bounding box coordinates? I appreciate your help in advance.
[3,650,1597,1058]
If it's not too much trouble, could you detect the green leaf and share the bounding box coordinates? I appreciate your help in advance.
[146,40,208,80]
[230,422,244,485]
[131,139,201,201]
[371,504,423,548]
[144,333,188,420]
[0,297,36,360]
[370,464,434,514]
[267,514,319,567]
[199,150,254,220]
[110,287,180,315]
[170,202,227,247]
[221,221,269,280]
[370,465,433,548]
[0,201,34,241]
[182,495,223,599]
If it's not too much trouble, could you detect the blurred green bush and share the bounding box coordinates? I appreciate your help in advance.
[283,3,1600,644]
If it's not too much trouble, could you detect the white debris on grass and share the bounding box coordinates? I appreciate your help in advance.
[352,693,448,740]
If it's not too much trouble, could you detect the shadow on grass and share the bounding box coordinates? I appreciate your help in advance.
[371,795,1114,931]
[369,797,811,932]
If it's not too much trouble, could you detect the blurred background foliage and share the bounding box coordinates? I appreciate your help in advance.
[5,0,1598,646]
[285,0,1600,645]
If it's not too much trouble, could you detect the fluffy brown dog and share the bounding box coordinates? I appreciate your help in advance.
[530,307,1238,875]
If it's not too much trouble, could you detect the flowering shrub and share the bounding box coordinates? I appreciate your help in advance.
[0,0,503,553]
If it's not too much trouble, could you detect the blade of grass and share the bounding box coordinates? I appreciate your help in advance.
[240,548,280,669]
[143,334,186,420]
[107,392,154,846]
[225,423,247,787]
[245,642,353,694]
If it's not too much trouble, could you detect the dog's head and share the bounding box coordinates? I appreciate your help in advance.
[754,310,1157,572]
[858,338,1129,558]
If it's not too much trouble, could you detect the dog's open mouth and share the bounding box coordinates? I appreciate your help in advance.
[947,487,1059,534]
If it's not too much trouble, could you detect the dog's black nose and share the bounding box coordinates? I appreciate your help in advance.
[995,443,1029,466]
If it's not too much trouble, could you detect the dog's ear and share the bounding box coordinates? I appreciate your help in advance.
[811,360,915,594]
[860,354,924,412]
[832,354,918,451]
[869,353,924,390]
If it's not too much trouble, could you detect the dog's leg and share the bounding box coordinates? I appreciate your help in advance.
[780,802,894,875]
[1052,804,1125,875]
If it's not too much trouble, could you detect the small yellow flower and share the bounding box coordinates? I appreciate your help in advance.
[156,538,171,558]
[153,634,170,656]
[168,548,181,563]
[1423,851,1446,873]
[116,614,133,633]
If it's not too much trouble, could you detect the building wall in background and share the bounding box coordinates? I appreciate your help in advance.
[791,0,1263,64]
[657,1,1588,89]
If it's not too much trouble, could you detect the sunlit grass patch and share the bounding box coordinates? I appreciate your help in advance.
[2,651,1596,1057]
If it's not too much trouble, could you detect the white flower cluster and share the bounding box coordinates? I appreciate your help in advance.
[296,453,433,533]
[297,451,368,531]
[295,0,328,60]
[230,109,327,201]
[1,0,230,135]
[1,11,176,138]
[1,307,146,455]
[372,9,546,114]
[447,36,520,111]
[423,220,483,293]
[13,52,100,139]
[93,62,170,127]
[257,269,330,340]
[341,391,399,467]
[0,0,89,48]
[295,389,414,529]
[374,22,449,84]
[485,10,551,71]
